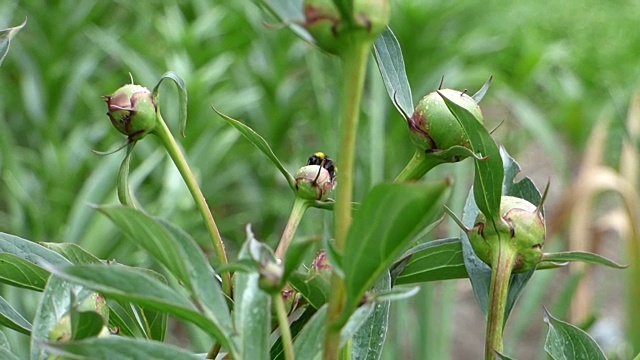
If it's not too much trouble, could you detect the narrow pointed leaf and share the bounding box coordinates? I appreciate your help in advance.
[438,91,503,222]
[70,310,105,340]
[373,27,413,117]
[472,76,493,103]
[153,71,188,136]
[0,233,70,267]
[257,0,314,43]
[40,243,102,265]
[543,308,606,360]
[289,271,331,309]
[43,336,202,360]
[116,143,136,206]
[395,237,468,284]
[0,295,32,334]
[282,237,318,284]
[343,181,450,317]
[213,107,296,190]
[542,251,626,268]
[0,330,20,360]
[0,253,51,291]
[352,272,391,360]
[0,19,26,67]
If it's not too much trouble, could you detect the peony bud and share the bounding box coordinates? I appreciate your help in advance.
[295,165,335,201]
[408,89,484,152]
[104,84,157,141]
[469,196,545,272]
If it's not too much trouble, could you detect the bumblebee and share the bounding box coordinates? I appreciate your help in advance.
[307,152,337,181]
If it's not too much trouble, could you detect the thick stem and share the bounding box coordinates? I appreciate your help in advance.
[324,40,372,360]
[152,113,231,296]
[394,149,443,182]
[275,197,310,259]
[485,240,517,360]
[274,293,295,360]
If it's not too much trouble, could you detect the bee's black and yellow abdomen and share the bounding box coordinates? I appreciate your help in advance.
[307,152,337,181]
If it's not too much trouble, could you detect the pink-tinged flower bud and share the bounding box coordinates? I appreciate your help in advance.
[409,89,484,151]
[104,84,157,141]
[469,196,545,272]
[295,165,335,201]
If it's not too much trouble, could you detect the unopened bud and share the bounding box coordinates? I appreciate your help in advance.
[104,84,157,141]
[295,165,335,201]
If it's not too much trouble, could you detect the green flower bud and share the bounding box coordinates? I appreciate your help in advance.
[104,84,157,141]
[303,0,389,55]
[295,165,335,201]
[469,196,545,273]
[409,89,484,152]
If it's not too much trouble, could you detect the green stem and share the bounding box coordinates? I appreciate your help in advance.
[152,113,231,296]
[274,293,295,360]
[324,39,372,360]
[485,240,517,360]
[394,149,443,182]
[275,197,310,259]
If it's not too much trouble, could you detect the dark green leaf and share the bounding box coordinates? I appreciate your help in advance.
[543,308,606,360]
[0,295,32,334]
[106,306,136,338]
[153,71,188,137]
[289,271,331,309]
[395,238,468,284]
[0,19,26,67]
[542,251,626,268]
[116,142,136,206]
[494,350,517,360]
[373,27,413,118]
[0,253,50,291]
[352,272,391,360]
[213,107,296,190]
[472,76,493,103]
[282,237,318,285]
[43,263,235,352]
[438,91,503,222]
[343,181,450,318]
[40,242,102,265]
[500,147,542,210]
[43,336,202,360]
[139,306,167,342]
[70,310,105,340]
[233,227,271,360]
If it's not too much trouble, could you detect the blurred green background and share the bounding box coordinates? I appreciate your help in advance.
[1,0,638,359]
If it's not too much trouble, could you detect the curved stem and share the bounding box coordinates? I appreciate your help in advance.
[394,149,443,182]
[274,293,295,360]
[485,240,517,360]
[152,113,231,296]
[275,197,311,259]
[324,39,371,360]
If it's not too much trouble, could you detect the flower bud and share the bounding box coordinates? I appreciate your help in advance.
[295,165,335,201]
[104,84,157,141]
[469,196,545,272]
[408,89,484,152]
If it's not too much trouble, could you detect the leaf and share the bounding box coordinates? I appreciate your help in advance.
[542,251,626,269]
[43,263,235,351]
[289,271,331,309]
[70,310,105,340]
[233,228,271,360]
[352,272,391,360]
[494,350,517,360]
[40,243,102,265]
[0,295,32,334]
[373,27,413,118]
[282,237,318,285]
[0,253,51,291]
[257,0,314,43]
[343,181,450,319]
[0,19,26,67]
[472,76,493,103]
[116,142,136,206]
[395,238,468,285]
[332,0,353,23]
[31,276,96,359]
[438,91,503,222]
[543,308,606,360]
[153,71,188,137]
[213,107,296,190]
[42,336,202,360]
[0,330,20,360]
[0,232,71,268]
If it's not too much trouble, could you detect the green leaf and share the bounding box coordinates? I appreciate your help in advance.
[153,71,188,137]
[0,330,20,360]
[116,142,136,206]
[494,350,517,360]
[40,242,102,265]
[282,237,318,285]
[373,26,413,118]
[31,276,96,359]
[343,181,450,319]
[213,107,296,190]
[460,148,542,319]
[233,228,271,360]
[70,310,105,341]
[0,253,51,291]
[0,19,26,67]
[43,336,202,360]
[43,263,235,352]
[395,238,468,285]
[257,0,314,43]
[438,91,503,222]
[137,306,168,342]
[0,295,32,334]
[542,251,627,268]
[543,308,606,360]
[289,271,331,309]
[472,76,493,103]
[352,272,391,360]
[0,232,71,267]
[106,306,136,338]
